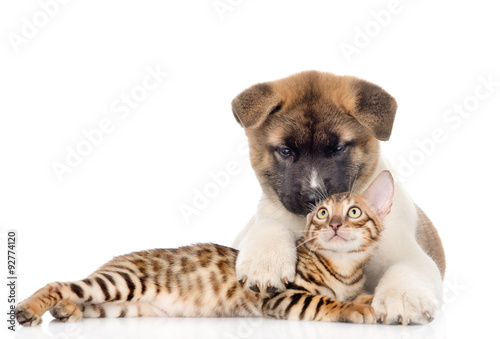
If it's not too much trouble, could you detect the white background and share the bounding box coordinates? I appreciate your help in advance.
[1,0,499,338]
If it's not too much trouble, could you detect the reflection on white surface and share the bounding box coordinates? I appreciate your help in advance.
[13,313,447,339]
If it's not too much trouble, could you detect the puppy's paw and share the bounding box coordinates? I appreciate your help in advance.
[236,250,296,296]
[372,288,437,325]
[371,267,442,325]
[236,227,297,296]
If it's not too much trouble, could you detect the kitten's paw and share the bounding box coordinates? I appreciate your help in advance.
[50,300,82,323]
[352,293,374,305]
[372,286,438,325]
[340,304,376,324]
[15,301,43,327]
[236,234,297,296]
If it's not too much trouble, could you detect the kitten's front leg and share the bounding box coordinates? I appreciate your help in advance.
[235,218,298,295]
[15,282,68,326]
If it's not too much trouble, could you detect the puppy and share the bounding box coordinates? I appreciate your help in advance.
[231,71,445,325]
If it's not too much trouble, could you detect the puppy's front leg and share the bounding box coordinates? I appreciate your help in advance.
[371,254,443,325]
[235,218,298,295]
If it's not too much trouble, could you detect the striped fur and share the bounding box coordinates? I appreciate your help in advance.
[16,172,393,326]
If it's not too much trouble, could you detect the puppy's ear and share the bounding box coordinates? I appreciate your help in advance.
[348,78,397,141]
[231,83,282,129]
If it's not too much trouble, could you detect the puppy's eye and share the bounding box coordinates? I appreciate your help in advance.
[277,147,292,158]
[317,208,329,219]
[347,207,362,219]
[325,144,346,156]
[334,145,345,153]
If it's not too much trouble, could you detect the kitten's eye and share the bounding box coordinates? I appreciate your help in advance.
[317,208,329,219]
[347,207,362,219]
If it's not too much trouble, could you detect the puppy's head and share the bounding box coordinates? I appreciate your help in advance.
[232,71,397,216]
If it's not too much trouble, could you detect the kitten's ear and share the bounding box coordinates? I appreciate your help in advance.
[362,170,394,221]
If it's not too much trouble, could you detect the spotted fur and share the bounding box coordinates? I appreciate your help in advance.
[16,172,394,326]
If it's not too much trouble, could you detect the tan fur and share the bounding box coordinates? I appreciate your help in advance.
[233,71,444,278]
[232,71,397,140]
[415,205,446,278]
[238,72,387,217]
[15,191,390,326]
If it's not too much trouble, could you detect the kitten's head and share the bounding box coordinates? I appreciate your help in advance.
[304,170,394,254]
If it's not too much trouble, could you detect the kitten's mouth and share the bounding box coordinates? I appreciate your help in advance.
[328,234,348,242]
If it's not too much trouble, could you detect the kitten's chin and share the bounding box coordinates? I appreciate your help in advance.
[327,235,350,246]
[320,236,365,253]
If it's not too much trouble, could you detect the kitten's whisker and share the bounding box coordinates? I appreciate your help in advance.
[307,241,320,258]
[349,165,362,194]
[304,175,330,209]
[296,235,319,249]
[306,201,318,213]
[315,182,329,202]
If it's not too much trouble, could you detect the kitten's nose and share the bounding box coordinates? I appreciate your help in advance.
[330,222,342,231]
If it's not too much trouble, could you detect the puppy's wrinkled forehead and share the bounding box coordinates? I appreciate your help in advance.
[233,70,397,142]
[263,98,369,151]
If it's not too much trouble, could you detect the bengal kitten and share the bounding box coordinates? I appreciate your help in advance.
[16,171,394,326]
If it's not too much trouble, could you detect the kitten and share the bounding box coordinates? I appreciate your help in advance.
[15,171,394,326]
